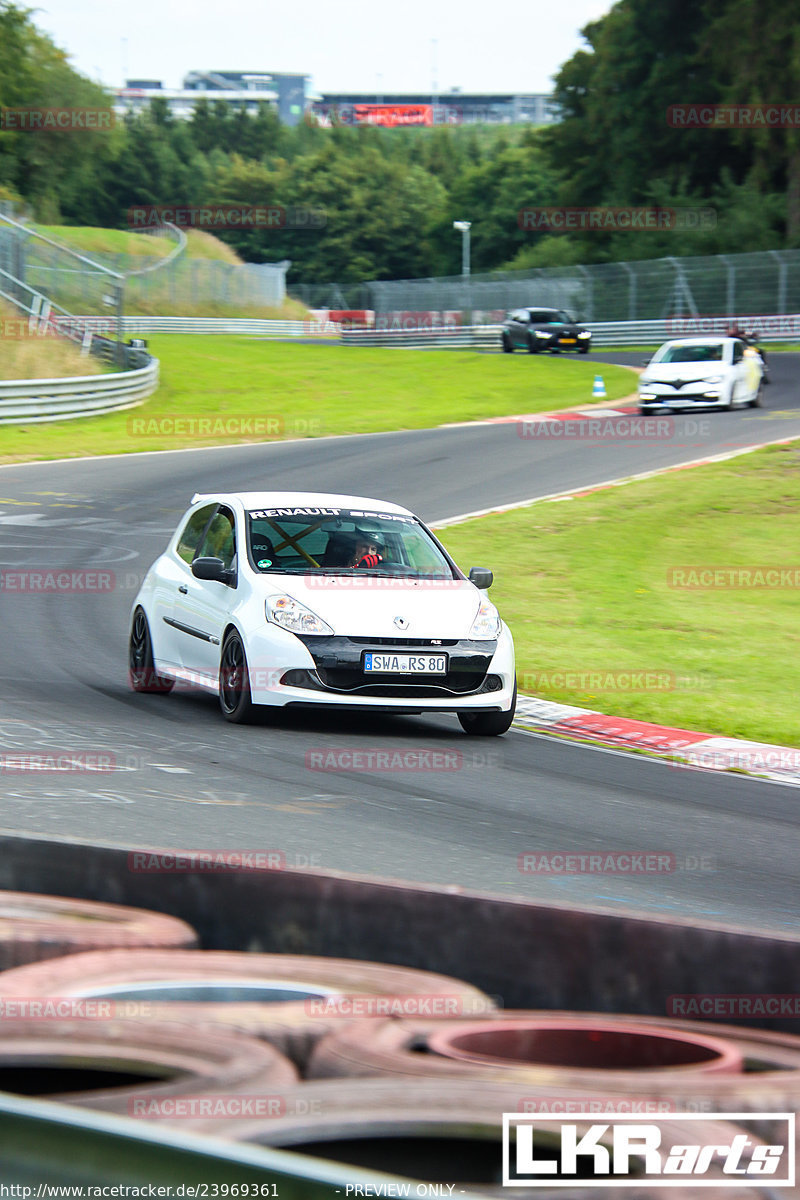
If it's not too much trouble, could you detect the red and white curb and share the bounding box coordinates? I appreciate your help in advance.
[513,696,800,786]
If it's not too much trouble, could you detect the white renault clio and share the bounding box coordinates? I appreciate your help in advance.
[129,491,516,735]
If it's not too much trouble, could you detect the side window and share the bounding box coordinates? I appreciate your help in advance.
[176,505,215,564]
[732,341,744,364]
[197,508,236,569]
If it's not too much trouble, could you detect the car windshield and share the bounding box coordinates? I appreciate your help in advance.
[247,506,459,577]
[528,310,559,323]
[655,343,725,363]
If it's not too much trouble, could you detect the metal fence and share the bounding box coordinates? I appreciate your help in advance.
[0,218,290,316]
[302,250,800,325]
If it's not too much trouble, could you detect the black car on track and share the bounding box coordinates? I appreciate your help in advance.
[501,307,591,354]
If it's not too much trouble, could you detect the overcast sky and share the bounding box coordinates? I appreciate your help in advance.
[35,0,611,95]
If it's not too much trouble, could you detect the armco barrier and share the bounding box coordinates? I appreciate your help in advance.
[71,314,800,346]
[70,316,330,337]
[0,356,159,424]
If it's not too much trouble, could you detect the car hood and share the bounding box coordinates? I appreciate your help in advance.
[642,362,727,383]
[261,575,486,638]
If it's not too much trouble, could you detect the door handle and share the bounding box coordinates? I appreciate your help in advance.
[178,585,188,594]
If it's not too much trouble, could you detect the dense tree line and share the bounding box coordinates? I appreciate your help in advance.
[0,0,797,282]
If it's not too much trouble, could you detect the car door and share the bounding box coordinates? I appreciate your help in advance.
[150,503,217,672]
[734,340,753,405]
[511,309,528,348]
[169,505,238,684]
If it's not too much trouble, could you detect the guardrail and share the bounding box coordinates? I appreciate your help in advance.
[64,314,800,347]
[0,357,159,424]
[70,316,331,337]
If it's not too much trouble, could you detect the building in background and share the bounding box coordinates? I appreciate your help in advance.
[115,71,308,126]
[310,92,558,126]
[115,77,556,128]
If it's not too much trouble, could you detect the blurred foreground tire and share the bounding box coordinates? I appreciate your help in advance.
[0,949,494,1070]
[176,1076,768,1199]
[0,891,197,969]
[0,1018,297,1117]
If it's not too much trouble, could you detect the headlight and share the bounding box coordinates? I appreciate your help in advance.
[266,595,333,636]
[704,375,723,383]
[535,330,551,338]
[577,331,591,338]
[469,599,501,640]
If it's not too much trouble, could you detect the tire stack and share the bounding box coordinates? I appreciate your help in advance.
[0,891,797,1196]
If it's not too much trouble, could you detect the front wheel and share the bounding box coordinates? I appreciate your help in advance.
[579,345,590,354]
[219,629,254,723]
[750,384,764,408]
[527,336,539,354]
[458,683,517,737]
[129,608,174,694]
[501,333,514,353]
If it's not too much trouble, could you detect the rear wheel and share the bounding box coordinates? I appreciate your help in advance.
[501,332,513,353]
[129,608,173,694]
[219,630,254,723]
[458,683,517,737]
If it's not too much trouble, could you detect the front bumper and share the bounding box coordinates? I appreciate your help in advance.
[639,389,727,409]
[246,627,516,711]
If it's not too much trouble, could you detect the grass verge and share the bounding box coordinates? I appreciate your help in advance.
[0,301,103,381]
[436,442,800,747]
[0,337,635,463]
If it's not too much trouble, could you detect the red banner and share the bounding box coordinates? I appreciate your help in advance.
[352,104,433,127]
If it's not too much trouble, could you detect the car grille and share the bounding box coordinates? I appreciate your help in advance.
[347,636,458,647]
[281,669,503,699]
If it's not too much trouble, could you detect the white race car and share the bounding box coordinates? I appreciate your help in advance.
[129,491,517,735]
[638,337,764,413]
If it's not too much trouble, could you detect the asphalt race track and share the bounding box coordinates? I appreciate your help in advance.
[1,352,800,931]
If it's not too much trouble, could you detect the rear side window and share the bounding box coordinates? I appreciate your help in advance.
[176,505,215,564]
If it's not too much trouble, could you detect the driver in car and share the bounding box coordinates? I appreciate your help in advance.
[350,532,384,568]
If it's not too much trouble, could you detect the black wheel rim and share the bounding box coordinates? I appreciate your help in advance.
[130,610,149,679]
[220,636,246,712]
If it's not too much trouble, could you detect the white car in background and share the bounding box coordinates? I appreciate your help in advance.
[129,491,516,735]
[638,337,763,414]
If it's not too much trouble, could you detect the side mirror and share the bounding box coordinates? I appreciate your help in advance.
[468,567,493,590]
[192,556,235,585]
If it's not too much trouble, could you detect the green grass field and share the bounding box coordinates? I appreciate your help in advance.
[34,226,243,263]
[437,442,800,746]
[0,338,636,463]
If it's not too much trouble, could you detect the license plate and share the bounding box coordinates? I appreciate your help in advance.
[560,337,576,344]
[364,652,447,675]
